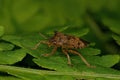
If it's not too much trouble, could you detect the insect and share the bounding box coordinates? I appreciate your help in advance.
[32,31,94,68]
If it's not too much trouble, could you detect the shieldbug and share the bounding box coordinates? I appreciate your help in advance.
[32,31,94,68]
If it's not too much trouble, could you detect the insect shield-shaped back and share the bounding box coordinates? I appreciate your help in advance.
[49,31,67,46]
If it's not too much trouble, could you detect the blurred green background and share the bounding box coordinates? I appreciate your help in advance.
[0,0,120,65]
[0,0,120,34]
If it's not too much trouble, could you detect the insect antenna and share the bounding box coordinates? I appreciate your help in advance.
[31,33,48,50]
[39,32,48,39]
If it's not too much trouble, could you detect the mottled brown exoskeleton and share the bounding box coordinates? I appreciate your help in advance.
[32,31,94,67]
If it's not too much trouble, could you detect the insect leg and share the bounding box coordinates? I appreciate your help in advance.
[62,49,72,66]
[43,46,57,57]
[68,50,93,68]
[31,41,49,50]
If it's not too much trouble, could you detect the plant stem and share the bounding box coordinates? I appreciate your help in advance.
[0,65,120,79]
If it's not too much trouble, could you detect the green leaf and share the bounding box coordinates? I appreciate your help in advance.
[0,65,74,80]
[102,18,120,35]
[0,65,120,80]
[95,77,118,80]
[44,75,75,80]
[2,35,22,47]
[0,49,26,64]
[70,28,89,37]
[33,56,75,72]
[0,42,14,51]
[112,34,120,45]
[0,76,22,80]
[63,27,89,37]
[85,55,120,67]
[100,55,119,67]
[80,48,101,56]
[33,54,119,71]
[0,26,4,37]
[59,25,70,32]
[46,25,70,35]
